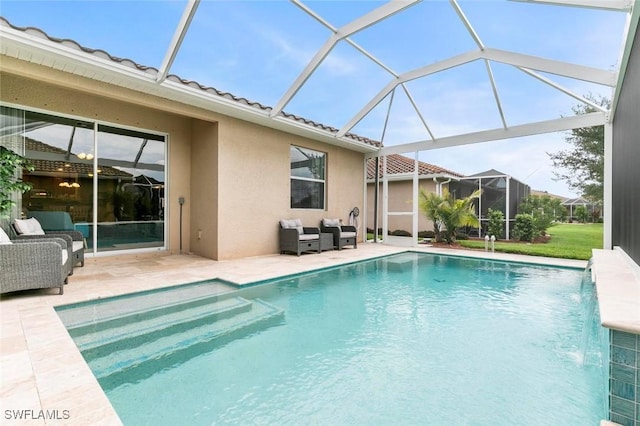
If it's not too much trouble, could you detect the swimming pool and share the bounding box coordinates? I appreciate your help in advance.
[56,252,607,424]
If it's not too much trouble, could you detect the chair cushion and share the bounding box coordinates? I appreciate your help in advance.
[28,211,75,231]
[322,218,341,227]
[298,233,319,241]
[14,218,45,235]
[72,241,84,253]
[280,218,304,235]
[0,227,12,245]
[340,231,357,238]
[61,250,68,265]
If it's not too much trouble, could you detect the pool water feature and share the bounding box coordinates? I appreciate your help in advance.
[57,253,606,425]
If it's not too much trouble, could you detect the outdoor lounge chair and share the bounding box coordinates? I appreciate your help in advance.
[320,218,357,250]
[0,227,70,295]
[12,216,85,268]
[279,219,321,256]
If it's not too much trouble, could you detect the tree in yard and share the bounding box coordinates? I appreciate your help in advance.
[548,95,609,204]
[418,188,481,244]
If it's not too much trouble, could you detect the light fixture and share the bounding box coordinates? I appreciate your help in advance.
[59,181,70,187]
[77,153,94,160]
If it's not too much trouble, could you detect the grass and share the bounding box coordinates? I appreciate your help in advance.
[457,223,603,260]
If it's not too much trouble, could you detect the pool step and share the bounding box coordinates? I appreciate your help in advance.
[84,298,284,389]
[71,296,254,356]
[58,281,231,330]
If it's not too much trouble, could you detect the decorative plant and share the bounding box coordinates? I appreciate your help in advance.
[419,188,481,244]
[0,146,34,218]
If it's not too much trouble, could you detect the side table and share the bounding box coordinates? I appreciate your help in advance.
[320,233,334,251]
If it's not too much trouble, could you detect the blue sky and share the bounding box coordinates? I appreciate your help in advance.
[0,0,629,197]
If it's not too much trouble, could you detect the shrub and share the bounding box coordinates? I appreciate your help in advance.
[512,213,536,242]
[486,208,504,239]
[418,230,435,239]
[390,229,412,237]
[455,232,469,240]
[575,205,589,223]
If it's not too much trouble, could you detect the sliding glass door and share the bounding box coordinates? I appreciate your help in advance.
[0,105,166,254]
[95,125,165,252]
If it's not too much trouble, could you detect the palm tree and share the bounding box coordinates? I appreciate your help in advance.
[418,188,481,244]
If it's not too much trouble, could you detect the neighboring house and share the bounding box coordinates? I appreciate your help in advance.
[366,154,463,236]
[562,197,600,221]
[0,18,379,260]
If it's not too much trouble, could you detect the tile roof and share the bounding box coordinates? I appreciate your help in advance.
[25,138,133,178]
[366,154,463,180]
[0,17,381,149]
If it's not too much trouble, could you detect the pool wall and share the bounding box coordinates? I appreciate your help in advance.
[609,330,639,425]
[592,248,640,426]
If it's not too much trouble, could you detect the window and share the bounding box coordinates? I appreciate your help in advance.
[290,145,325,209]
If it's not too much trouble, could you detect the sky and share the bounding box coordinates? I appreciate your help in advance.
[0,0,629,198]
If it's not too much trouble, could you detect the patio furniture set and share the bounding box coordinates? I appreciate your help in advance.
[0,212,85,295]
[279,218,357,256]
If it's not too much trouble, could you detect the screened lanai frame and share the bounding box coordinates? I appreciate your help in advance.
[0,0,637,250]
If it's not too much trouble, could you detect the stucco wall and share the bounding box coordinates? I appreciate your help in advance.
[190,120,218,259]
[215,117,365,260]
[366,179,438,235]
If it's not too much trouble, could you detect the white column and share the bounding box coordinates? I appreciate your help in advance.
[412,152,419,246]
[505,176,511,240]
[603,122,613,249]
[382,155,388,242]
[363,157,368,244]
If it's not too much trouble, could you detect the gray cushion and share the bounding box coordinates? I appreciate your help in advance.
[299,234,319,241]
[322,218,341,227]
[280,218,304,235]
[14,218,45,235]
[0,227,12,245]
[340,231,357,238]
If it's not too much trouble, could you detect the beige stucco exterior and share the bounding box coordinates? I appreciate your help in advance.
[366,179,440,235]
[1,57,367,260]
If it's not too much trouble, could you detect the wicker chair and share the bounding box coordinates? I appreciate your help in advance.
[320,218,357,250]
[0,237,70,295]
[12,216,85,268]
[279,219,321,256]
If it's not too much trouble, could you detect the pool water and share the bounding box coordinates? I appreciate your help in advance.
[57,253,606,425]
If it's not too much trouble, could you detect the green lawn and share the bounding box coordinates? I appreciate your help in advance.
[457,223,603,260]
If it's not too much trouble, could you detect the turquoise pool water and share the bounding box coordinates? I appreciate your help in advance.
[57,253,606,425]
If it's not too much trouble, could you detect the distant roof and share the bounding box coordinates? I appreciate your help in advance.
[531,189,567,201]
[562,197,597,206]
[467,169,508,178]
[366,154,463,180]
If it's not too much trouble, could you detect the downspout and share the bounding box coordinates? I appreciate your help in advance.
[433,177,452,196]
